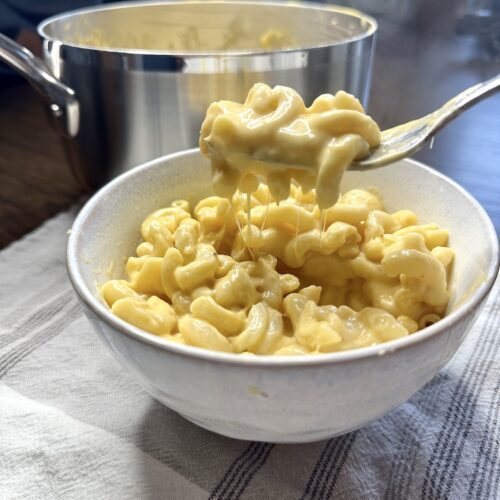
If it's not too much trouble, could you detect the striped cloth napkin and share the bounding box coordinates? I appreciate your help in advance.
[1,210,498,500]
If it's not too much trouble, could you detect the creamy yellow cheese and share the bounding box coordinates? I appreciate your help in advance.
[200,83,380,208]
[259,29,294,50]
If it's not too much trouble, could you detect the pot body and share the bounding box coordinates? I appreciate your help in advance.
[38,1,377,187]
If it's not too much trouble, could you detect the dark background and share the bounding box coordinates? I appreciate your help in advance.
[0,0,499,247]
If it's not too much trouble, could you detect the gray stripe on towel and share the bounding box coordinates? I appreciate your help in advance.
[300,433,356,500]
[209,442,274,500]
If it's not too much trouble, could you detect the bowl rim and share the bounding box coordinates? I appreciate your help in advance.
[67,148,500,367]
[38,0,377,57]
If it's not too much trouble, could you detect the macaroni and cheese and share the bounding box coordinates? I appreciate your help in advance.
[200,83,380,208]
[101,84,453,355]
[102,185,454,355]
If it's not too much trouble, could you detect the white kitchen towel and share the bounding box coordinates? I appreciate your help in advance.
[0,210,498,500]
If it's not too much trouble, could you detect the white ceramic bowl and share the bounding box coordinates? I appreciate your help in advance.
[67,149,499,443]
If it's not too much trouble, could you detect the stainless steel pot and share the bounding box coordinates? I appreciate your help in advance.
[0,1,377,188]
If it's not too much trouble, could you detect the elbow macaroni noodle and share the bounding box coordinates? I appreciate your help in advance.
[101,84,453,355]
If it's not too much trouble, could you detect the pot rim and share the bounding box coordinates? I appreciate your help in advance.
[38,0,377,57]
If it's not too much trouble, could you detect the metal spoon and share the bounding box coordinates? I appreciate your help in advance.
[353,73,500,169]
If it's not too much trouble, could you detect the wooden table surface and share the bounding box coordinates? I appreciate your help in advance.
[1,10,499,248]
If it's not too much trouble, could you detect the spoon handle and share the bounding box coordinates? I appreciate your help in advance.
[434,73,500,132]
[354,73,500,169]
[446,73,500,112]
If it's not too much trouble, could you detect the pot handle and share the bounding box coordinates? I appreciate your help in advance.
[0,33,79,138]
